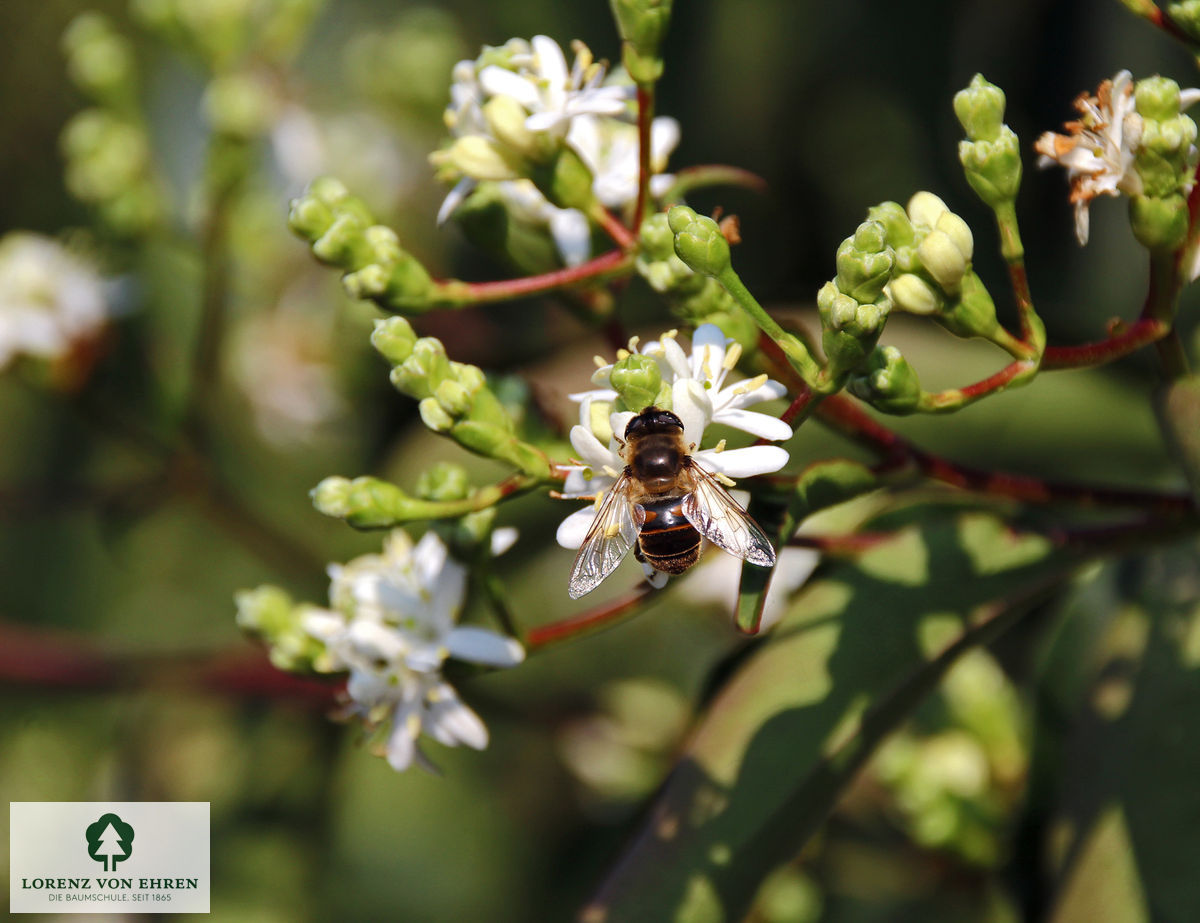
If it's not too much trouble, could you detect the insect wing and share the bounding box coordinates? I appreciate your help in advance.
[681,462,776,566]
[567,474,645,599]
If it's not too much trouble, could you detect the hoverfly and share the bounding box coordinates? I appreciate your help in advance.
[567,406,776,599]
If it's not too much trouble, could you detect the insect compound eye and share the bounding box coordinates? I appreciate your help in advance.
[624,415,646,438]
[658,409,684,430]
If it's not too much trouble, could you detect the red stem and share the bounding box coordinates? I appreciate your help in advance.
[452,249,632,303]
[594,207,638,250]
[633,84,654,233]
[526,583,657,649]
[0,622,335,705]
[1041,316,1169,369]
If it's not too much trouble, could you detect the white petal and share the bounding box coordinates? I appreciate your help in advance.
[557,506,598,550]
[609,410,636,439]
[404,642,446,674]
[446,626,526,667]
[649,173,676,198]
[525,110,571,133]
[548,207,591,266]
[532,36,568,100]
[1181,87,1200,111]
[437,177,476,225]
[710,407,793,441]
[690,324,728,378]
[478,66,540,109]
[569,424,620,469]
[641,562,670,588]
[347,620,407,662]
[413,531,448,585]
[426,684,489,749]
[695,445,789,478]
[384,704,421,771]
[718,378,787,409]
[672,378,712,447]
[490,527,519,557]
[650,116,681,169]
[658,336,692,380]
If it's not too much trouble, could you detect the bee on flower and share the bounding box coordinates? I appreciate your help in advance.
[557,324,791,596]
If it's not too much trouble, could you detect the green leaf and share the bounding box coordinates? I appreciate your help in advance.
[588,507,1071,922]
[1042,545,1200,922]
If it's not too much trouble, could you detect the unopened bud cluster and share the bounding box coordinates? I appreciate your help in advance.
[877,193,1000,341]
[636,213,757,346]
[954,75,1022,209]
[816,219,893,382]
[234,585,327,672]
[370,316,549,477]
[60,13,163,235]
[289,178,440,312]
[1129,76,1200,252]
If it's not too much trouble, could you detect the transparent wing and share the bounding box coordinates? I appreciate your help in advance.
[681,460,776,566]
[567,473,644,599]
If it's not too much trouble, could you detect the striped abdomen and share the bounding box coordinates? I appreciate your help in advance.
[636,495,701,574]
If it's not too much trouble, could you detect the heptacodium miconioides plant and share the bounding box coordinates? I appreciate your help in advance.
[225,0,1200,787]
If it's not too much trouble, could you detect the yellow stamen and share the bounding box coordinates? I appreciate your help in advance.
[593,491,605,510]
[593,355,608,369]
[723,342,743,370]
[627,335,640,352]
[733,373,769,395]
[616,348,630,360]
[700,345,713,382]
[603,523,621,539]
[717,473,737,487]
[713,438,726,452]
[662,328,679,340]
[601,464,620,478]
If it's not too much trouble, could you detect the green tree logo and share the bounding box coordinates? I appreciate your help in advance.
[85,813,134,872]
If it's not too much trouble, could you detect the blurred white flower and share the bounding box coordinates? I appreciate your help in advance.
[229,299,347,446]
[0,232,108,370]
[556,323,791,555]
[302,530,524,772]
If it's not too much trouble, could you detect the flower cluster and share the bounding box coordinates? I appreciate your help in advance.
[432,35,679,265]
[0,232,109,372]
[301,531,524,772]
[556,323,790,582]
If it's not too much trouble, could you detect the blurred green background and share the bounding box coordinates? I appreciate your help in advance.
[3,1,1200,920]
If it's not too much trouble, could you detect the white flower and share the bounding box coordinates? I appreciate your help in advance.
[569,113,680,210]
[0,232,108,370]
[434,35,680,265]
[302,531,524,772]
[478,36,632,136]
[1034,71,1144,245]
[556,323,791,558]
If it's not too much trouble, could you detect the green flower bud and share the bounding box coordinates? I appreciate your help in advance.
[62,13,136,105]
[203,71,277,138]
[438,135,523,182]
[917,229,969,294]
[954,74,1006,143]
[435,379,474,416]
[958,125,1023,207]
[235,586,325,673]
[483,95,541,159]
[532,145,596,212]
[835,220,894,303]
[455,363,488,395]
[342,264,391,299]
[867,201,915,247]
[310,475,414,529]
[287,195,335,241]
[1136,75,1183,122]
[848,345,922,414]
[311,213,373,269]
[907,192,949,230]
[888,273,942,315]
[610,0,673,83]
[391,337,450,399]
[451,419,516,459]
[610,354,666,411]
[818,281,890,376]
[937,270,1001,339]
[371,317,418,365]
[309,476,354,518]
[936,212,974,260]
[415,462,472,502]
[1167,1,1200,41]
[419,396,456,432]
[1129,193,1189,252]
[454,508,498,550]
[308,176,350,207]
[639,211,676,259]
[669,205,732,277]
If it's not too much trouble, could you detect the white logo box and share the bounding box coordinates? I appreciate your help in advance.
[10,802,209,914]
